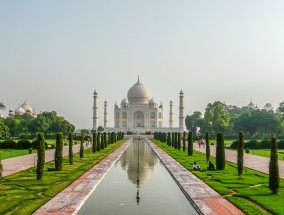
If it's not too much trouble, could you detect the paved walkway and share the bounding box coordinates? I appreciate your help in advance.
[33,139,132,215]
[193,143,284,179]
[2,143,91,177]
[146,139,244,215]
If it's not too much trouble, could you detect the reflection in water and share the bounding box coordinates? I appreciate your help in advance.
[120,138,157,186]
[78,138,198,215]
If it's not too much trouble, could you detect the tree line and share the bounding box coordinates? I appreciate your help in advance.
[185,101,284,138]
[0,111,75,138]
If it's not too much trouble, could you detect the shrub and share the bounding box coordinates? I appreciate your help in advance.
[216,133,226,170]
[260,139,270,149]
[36,133,45,180]
[92,132,97,153]
[277,140,284,149]
[269,137,279,194]
[245,148,250,154]
[28,148,32,154]
[230,140,239,149]
[55,132,63,171]
[246,140,260,149]
[205,132,210,162]
[237,132,244,177]
[0,140,17,149]
[187,132,193,156]
[68,133,73,165]
[17,139,31,149]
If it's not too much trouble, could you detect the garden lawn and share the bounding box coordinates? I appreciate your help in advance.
[0,149,37,160]
[0,139,126,215]
[152,139,284,215]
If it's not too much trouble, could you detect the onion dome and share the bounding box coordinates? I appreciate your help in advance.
[127,79,151,105]
[15,106,25,115]
[21,100,33,113]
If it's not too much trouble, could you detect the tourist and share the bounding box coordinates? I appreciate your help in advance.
[207,161,215,170]
[192,161,202,171]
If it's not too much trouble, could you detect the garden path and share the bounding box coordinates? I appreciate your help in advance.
[1,143,91,177]
[193,143,284,179]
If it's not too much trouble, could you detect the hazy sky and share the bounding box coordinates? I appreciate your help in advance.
[1,1,284,129]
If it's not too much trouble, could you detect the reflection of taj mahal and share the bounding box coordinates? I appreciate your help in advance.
[92,77,185,133]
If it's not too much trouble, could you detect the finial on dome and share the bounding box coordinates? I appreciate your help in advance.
[138,75,140,83]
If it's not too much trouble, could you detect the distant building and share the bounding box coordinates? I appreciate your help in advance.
[8,100,37,118]
[244,100,258,110]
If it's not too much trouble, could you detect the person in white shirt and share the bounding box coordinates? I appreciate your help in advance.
[192,161,202,171]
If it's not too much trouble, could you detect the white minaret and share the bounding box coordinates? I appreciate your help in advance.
[92,90,98,131]
[169,100,173,128]
[179,90,185,131]
[104,100,108,128]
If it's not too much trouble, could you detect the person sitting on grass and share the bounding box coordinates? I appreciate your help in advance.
[207,161,215,170]
[192,161,202,171]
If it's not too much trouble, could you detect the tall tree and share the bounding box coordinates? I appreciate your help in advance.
[97,132,101,151]
[269,137,280,194]
[0,102,5,110]
[177,133,181,150]
[68,132,73,165]
[167,132,171,146]
[36,133,45,180]
[185,111,203,136]
[182,131,186,152]
[187,132,193,156]
[205,131,210,162]
[216,133,226,170]
[92,132,97,153]
[204,101,230,134]
[80,133,84,158]
[237,132,244,177]
[55,132,63,171]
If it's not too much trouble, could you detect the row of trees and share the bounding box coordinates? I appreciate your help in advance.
[185,101,284,138]
[36,131,124,180]
[1,111,75,138]
[154,131,280,194]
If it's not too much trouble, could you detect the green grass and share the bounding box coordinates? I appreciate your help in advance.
[0,140,126,215]
[152,139,284,215]
[243,149,284,159]
[0,149,37,160]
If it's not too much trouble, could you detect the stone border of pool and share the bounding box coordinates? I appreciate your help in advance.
[146,138,245,215]
[33,138,132,215]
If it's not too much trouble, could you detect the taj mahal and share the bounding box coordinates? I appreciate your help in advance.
[92,78,185,133]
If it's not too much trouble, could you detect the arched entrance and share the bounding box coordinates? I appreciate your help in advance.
[133,111,145,127]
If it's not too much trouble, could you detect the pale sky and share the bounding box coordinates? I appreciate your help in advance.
[1,1,284,129]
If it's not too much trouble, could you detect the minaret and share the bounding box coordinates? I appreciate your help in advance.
[179,90,185,131]
[92,90,98,131]
[169,100,173,128]
[104,100,108,128]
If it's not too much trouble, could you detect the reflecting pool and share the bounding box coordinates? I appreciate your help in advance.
[78,138,198,215]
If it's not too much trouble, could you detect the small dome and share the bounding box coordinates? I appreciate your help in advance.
[149,98,155,104]
[121,98,128,106]
[21,101,33,113]
[15,106,25,115]
[127,80,151,105]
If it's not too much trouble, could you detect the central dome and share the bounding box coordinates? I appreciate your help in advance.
[127,80,150,105]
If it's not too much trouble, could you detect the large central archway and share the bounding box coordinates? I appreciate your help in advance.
[133,111,145,127]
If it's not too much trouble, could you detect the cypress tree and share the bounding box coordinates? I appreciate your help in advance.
[111,132,114,144]
[122,132,124,139]
[167,132,171,146]
[237,131,244,177]
[205,132,210,162]
[182,131,186,152]
[36,132,45,180]
[187,131,193,156]
[68,132,73,165]
[173,132,177,149]
[101,134,105,149]
[171,132,174,148]
[80,133,84,159]
[269,137,280,194]
[108,132,111,145]
[97,132,101,151]
[92,132,97,153]
[177,133,181,150]
[104,132,107,148]
[216,133,226,170]
[55,132,63,171]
